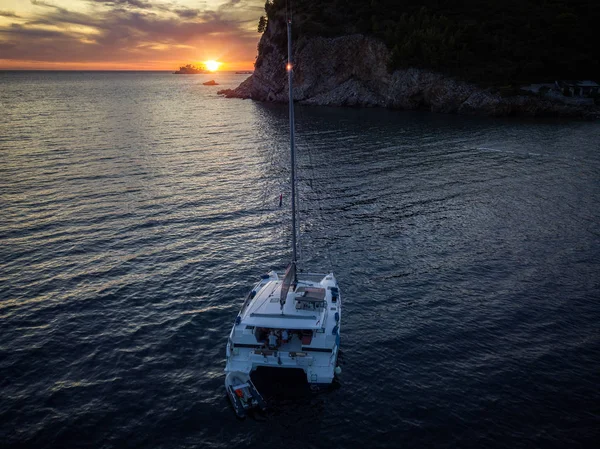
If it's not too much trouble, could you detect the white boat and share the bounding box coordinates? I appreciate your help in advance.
[224,16,342,388]
[225,371,267,418]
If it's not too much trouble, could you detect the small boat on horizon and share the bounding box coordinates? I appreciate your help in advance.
[173,64,208,74]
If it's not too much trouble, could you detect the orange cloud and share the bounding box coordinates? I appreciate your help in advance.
[0,0,264,70]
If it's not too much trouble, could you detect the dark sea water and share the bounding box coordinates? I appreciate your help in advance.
[1,71,599,449]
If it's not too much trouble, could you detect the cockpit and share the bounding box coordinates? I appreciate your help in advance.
[294,286,326,311]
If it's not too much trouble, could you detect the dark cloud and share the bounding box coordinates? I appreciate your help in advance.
[0,1,264,66]
[5,22,66,38]
[0,41,17,51]
[174,9,200,19]
[0,11,21,18]
[0,23,72,40]
[89,0,152,10]
[24,8,105,31]
[30,0,61,9]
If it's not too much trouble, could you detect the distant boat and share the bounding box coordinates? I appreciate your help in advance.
[235,71,253,74]
[173,64,208,74]
[202,80,219,86]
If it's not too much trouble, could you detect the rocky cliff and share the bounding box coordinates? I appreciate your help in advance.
[219,19,599,118]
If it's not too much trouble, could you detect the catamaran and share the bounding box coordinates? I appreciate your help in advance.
[224,17,342,388]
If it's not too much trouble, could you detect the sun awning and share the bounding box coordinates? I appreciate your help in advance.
[295,286,326,302]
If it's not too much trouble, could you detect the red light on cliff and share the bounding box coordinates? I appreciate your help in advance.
[286,63,292,71]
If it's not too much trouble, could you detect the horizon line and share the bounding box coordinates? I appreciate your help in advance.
[0,69,254,72]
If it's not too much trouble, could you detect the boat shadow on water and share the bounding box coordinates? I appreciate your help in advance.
[243,365,342,420]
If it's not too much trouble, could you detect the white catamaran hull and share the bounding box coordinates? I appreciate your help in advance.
[225,271,341,385]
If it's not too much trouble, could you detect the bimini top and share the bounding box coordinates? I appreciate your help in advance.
[295,286,326,302]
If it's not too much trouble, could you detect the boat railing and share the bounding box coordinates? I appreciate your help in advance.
[239,289,256,315]
[253,349,277,356]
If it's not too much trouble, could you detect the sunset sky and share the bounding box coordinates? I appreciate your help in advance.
[0,0,264,70]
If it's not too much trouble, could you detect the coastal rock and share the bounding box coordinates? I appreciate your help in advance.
[218,21,599,118]
[302,78,386,107]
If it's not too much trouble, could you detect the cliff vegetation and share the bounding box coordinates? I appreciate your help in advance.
[260,0,599,86]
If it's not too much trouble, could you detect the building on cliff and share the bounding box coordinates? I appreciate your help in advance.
[555,80,600,97]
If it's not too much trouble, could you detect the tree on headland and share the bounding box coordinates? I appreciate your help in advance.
[258,15,268,33]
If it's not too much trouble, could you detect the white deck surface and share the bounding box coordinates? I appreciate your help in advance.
[225,272,341,384]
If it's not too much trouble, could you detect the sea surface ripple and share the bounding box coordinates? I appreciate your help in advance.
[1,71,599,449]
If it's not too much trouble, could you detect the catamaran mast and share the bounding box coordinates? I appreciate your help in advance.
[287,17,298,266]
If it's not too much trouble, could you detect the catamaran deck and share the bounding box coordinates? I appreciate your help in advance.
[225,271,341,385]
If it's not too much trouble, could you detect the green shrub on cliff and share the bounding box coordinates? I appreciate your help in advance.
[258,15,268,33]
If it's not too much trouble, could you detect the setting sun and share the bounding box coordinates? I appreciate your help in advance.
[204,60,221,72]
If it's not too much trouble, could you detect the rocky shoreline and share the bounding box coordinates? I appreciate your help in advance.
[219,22,598,119]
